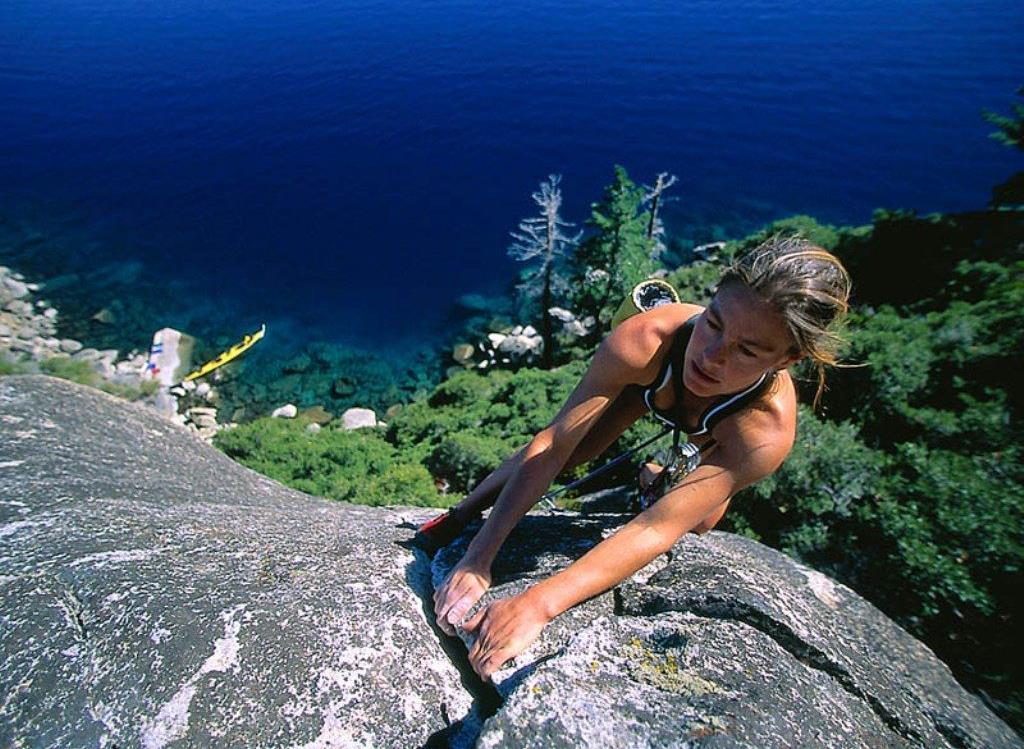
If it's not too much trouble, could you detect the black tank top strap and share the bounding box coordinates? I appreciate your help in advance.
[641,314,698,428]
[686,369,776,436]
[643,311,775,437]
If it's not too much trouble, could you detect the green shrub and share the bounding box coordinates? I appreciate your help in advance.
[0,355,29,375]
[732,214,845,253]
[39,357,100,387]
[428,368,504,407]
[732,408,888,572]
[214,418,399,503]
[426,431,517,494]
[361,463,445,507]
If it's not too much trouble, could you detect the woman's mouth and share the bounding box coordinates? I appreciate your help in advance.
[691,360,718,384]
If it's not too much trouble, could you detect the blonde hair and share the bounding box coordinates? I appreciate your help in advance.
[718,234,852,408]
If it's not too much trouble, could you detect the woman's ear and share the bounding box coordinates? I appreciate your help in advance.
[776,348,804,371]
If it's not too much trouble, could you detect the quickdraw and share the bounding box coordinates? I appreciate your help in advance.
[536,426,714,513]
[633,431,706,512]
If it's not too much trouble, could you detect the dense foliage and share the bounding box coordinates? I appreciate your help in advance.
[565,165,659,343]
[215,107,1024,729]
[215,359,665,507]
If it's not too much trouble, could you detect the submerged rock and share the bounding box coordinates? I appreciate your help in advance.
[91,307,116,324]
[298,405,333,425]
[452,342,476,365]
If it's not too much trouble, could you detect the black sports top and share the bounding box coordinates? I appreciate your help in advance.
[640,313,775,438]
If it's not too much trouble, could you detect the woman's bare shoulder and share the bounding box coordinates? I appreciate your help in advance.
[647,301,705,331]
[606,302,705,381]
[712,370,798,483]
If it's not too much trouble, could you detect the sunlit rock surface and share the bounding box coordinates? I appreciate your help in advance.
[2,374,1021,749]
[435,505,1022,748]
[467,531,1023,748]
[0,375,471,748]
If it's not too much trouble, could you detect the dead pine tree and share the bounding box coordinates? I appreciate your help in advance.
[508,175,581,368]
[643,172,678,262]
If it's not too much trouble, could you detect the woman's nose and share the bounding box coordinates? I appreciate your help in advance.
[705,337,726,365]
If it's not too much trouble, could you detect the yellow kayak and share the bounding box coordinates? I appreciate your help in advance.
[182,323,266,383]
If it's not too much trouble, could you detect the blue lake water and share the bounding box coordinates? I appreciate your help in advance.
[1,0,1021,355]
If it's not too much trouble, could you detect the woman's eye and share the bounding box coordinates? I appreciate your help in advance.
[707,317,720,330]
[740,346,757,358]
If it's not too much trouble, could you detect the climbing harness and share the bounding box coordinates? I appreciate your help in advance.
[536,425,711,513]
[632,430,714,513]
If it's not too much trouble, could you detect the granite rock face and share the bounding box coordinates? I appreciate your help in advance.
[434,508,1022,748]
[0,376,473,748]
[468,532,1023,748]
[430,500,669,696]
[2,374,1021,749]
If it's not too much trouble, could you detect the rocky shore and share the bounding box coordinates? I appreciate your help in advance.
[0,265,151,392]
[0,260,602,449]
[0,264,400,444]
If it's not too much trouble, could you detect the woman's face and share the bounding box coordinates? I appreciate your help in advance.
[682,281,800,398]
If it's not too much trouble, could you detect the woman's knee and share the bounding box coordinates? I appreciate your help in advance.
[638,461,662,490]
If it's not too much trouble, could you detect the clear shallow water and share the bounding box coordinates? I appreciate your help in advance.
[1,0,1021,353]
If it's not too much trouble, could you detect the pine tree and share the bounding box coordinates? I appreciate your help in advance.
[568,165,658,340]
[643,172,678,263]
[507,175,580,368]
[983,86,1024,207]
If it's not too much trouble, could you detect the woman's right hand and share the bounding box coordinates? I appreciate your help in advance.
[433,561,492,636]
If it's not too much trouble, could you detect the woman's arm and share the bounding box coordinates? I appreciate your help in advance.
[527,459,747,622]
[433,316,662,634]
[463,412,793,679]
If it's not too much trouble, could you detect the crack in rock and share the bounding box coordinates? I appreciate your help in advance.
[53,580,89,641]
[402,538,501,748]
[618,589,923,744]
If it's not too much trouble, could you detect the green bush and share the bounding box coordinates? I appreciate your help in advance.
[730,408,888,572]
[361,462,444,507]
[214,418,402,504]
[731,214,846,253]
[39,357,100,386]
[663,260,721,306]
[0,355,29,375]
[213,358,592,509]
[426,431,518,494]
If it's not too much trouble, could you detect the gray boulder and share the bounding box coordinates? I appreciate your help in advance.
[0,376,474,748]
[434,501,1021,749]
[1,374,1020,749]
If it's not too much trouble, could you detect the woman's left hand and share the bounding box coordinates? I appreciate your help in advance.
[462,590,551,682]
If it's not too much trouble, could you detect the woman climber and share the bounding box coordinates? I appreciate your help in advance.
[417,235,852,682]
